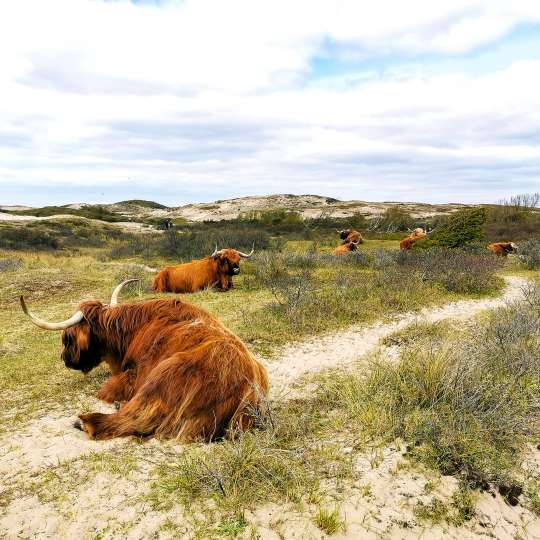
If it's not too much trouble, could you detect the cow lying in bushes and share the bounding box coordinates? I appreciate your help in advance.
[400,228,427,251]
[153,245,254,293]
[488,242,518,257]
[20,280,268,441]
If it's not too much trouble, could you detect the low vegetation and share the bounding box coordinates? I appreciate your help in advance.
[320,281,540,491]
[518,239,540,269]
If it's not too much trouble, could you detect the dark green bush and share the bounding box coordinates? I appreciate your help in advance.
[422,207,487,248]
[0,227,59,250]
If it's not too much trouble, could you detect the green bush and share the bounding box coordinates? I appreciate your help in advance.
[423,207,487,248]
[0,227,59,250]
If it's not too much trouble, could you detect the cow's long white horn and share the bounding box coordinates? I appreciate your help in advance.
[20,296,84,330]
[238,243,255,258]
[110,279,139,306]
[211,244,219,257]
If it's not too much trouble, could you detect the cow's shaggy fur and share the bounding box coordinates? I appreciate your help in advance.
[60,298,268,441]
[153,249,244,293]
[400,228,427,251]
[332,242,358,256]
[339,229,364,244]
[488,242,518,257]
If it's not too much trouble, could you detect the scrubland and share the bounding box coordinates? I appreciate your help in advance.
[0,211,539,539]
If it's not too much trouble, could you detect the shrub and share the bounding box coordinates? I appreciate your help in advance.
[426,207,487,248]
[517,239,540,269]
[322,281,540,488]
[373,207,416,232]
[397,248,502,294]
[0,227,59,250]
[0,257,23,272]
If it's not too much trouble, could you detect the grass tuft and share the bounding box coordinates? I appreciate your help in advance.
[314,507,345,535]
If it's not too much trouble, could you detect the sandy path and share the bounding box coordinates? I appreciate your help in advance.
[266,275,528,396]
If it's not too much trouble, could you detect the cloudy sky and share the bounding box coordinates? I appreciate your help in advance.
[1,0,540,207]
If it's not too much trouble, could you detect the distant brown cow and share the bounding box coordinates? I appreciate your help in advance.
[488,242,518,257]
[399,228,427,251]
[153,245,254,293]
[332,241,359,256]
[338,229,364,245]
[20,281,268,441]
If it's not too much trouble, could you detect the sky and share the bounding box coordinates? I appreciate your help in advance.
[1,0,540,207]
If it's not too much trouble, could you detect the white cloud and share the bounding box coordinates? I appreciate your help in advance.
[0,0,539,204]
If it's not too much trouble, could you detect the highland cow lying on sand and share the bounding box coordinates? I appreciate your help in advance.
[153,245,254,293]
[488,242,518,257]
[20,281,268,441]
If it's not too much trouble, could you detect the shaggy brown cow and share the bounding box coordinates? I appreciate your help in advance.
[332,241,359,256]
[20,281,269,441]
[399,228,427,251]
[488,242,518,257]
[153,245,254,293]
[338,229,364,244]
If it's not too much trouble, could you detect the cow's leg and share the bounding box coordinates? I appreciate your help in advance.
[76,397,165,440]
[96,371,135,403]
[216,274,230,292]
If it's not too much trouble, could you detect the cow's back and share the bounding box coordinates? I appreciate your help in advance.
[154,258,216,293]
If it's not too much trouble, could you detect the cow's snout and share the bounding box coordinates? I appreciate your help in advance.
[233,267,240,275]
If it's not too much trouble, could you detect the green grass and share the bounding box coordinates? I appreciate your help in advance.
[314,507,345,535]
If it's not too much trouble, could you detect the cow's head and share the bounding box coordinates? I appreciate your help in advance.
[509,242,518,253]
[20,280,136,373]
[338,229,351,240]
[211,245,254,276]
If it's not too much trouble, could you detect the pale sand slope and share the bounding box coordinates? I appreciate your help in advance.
[1,275,539,539]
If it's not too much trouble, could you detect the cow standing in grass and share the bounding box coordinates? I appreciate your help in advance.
[488,242,518,257]
[153,245,254,293]
[20,281,268,441]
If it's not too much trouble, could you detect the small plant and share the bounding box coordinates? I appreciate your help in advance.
[450,485,476,525]
[518,239,540,270]
[216,513,248,537]
[525,482,540,516]
[0,257,23,272]
[413,498,449,524]
[314,507,344,535]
